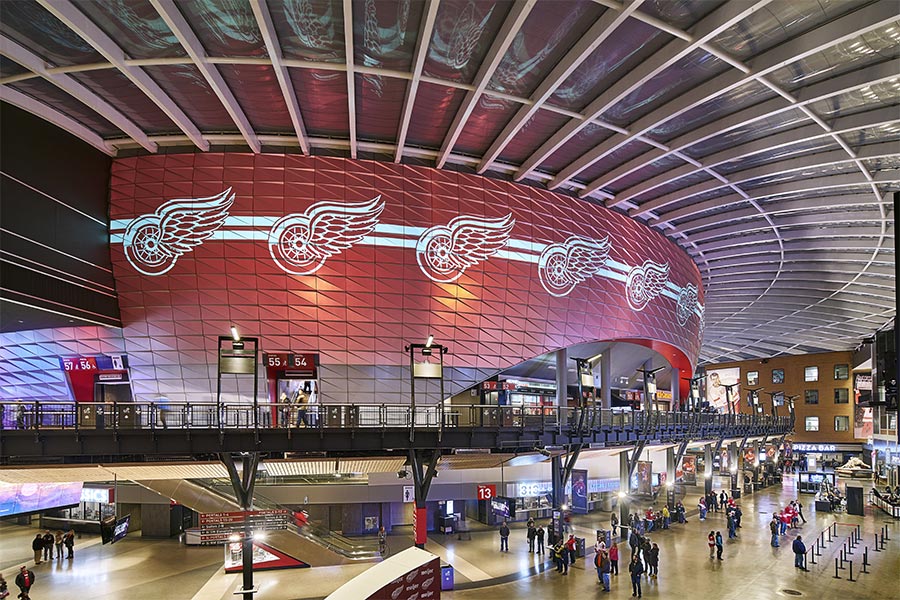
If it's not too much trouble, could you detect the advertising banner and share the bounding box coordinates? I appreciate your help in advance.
[681,455,697,485]
[706,367,740,414]
[636,461,653,496]
[413,507,427,546]
[571,469,588,514]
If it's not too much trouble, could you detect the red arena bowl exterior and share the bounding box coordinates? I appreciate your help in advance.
[108,154,704,404]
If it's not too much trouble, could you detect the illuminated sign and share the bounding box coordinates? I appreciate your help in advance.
[792,444,837,452]
[81,487,113,504]
[517,481,554,498]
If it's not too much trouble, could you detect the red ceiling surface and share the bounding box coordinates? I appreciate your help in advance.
[108,153,703,401]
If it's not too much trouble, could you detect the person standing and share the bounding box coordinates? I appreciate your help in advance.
[609,541,619,575]
[14,567,34,600]
[647,543,660,577]
[15,401,26,430]
[527,522,536,552]
[698,497,707,521]
[499,521,510,552]
[662,505,670,529]
[770,515,780,547]
[536,525,545,554]
[734,504,743,529]
[629,528,641,560]
[31,534,43,565]
[792,535,807,570]
[41,530,53,562]
[566,534,577,564]
[377,525,387,554]
[629,555,644,598]
[0,573,8,600]
[63,529,75,559]
[611,512,619,537]
[715,531,724,560]
[54,530,63,560]
[596,549,611,592]
[727,509,736,539]
[708,531,716,558]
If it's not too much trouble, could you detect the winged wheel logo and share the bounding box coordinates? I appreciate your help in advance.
[416,214,515,283]
[625,260,670,311]
[537,235,611,297]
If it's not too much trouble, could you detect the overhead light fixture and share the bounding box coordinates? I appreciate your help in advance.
[397,468,409,479]
[665,480,674,488]
[230,325,240,341]
[425,335,434,348]
[561,503,568,511]
[617,491,627,499]
[534,447,551,457]
[704,472,712,479]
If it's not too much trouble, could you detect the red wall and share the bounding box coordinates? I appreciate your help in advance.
[107,154,703,403]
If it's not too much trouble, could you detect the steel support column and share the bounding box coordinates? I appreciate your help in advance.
[409,449,439,549]
[222,452,260,600]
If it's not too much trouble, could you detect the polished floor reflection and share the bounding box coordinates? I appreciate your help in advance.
[1,480,897,600]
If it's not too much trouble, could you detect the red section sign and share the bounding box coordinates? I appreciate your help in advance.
[477,484,496,500]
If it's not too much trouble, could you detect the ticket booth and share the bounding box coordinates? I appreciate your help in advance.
[58,355,132,428]
[263,353,319,427]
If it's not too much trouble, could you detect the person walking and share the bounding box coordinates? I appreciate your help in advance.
[609,542,619,575]
[698,497,707,521]
[611,512,619,538]
[727,509,736,539]
[41,530,53,562]
[796,500,807,524]
[734,505,743,528]
[499,521,510,552]
[63,529,75,559]
[14,567,34,600]
[647,543,660,577]
[15,401,26,430]
[54,530,63,560]
[377,525,387,554]
[629,555,644,597]
[536,525,545,554]
[770,515,780,547]
[792,535,808,570]
[715,531,724,560]
[596,549,611,591]
[708,531,716,558]
[31,534,43,565]
[527,522,536,553]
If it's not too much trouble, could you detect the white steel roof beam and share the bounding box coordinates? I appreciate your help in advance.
[249,0,309,154]
[435,0,537,169]
[394,0,440,163]
[475,0,645,173]
[149,0,260,153]
[342,0,357,158]
[0,35,154,152]
[35,0,205,152]
[0,86,113,155]
[514,0,776,182]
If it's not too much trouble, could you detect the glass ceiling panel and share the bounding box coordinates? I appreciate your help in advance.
[663,189,740,221]
[637,0,726,30]
[862,155,900,172]
[289,68,348,137]
[842,122,900,148]
[270,0,345,63]
[498,108,570,165]
[216,64,292,133]
[176,0,266,57]
[739,162,861,191]
[0,1,104,67]
[455,96,519,156]
[405,82,467,148]
[769,21,900,91]
[353,0,423,72]
[0,56,29,79]
[573,139,654,185]
[143,64,237,131]
[7,78,119,137]
[630,169,715,206]
[355,72,406,143]
[485,0,604,98]
[716,137,845,175]
[548,18,664,112]
[72,69,179,134]
[756,189,871,209]
[423,0,514,85]
[602,49,728,127]
[683,108,810,159]
[77,0,188,60]
[709,0,864,60]
[606,154,685,195]
[538,122,615,175]
[808,80,900,119]
[647,80,775,143]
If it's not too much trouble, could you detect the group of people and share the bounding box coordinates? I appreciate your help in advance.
[524,520,546,554]
[31,530,74,564]
[698,490,733,520]
[769,501,805,547]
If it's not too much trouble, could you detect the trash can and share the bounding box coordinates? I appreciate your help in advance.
[441,564,454,591]
[574,536,586,558]
[595,529,611,548]
[619,525,629,542]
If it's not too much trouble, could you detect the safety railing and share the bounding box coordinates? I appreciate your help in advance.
[0,400,793,436]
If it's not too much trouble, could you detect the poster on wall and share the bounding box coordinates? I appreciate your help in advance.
[681,456,697,484]
[719,448,731,474]
[571,469,588,514]
[636,461,653,495]
[706,367,740,413]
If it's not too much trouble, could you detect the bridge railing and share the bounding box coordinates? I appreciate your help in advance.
[0,400,793,435]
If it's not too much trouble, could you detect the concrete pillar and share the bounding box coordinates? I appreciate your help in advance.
[704,443,713,494]
[642,358,653,412]
[729,442,740,498]
[666,446,676,508]
[619,450,631,541]
[555,348,567,407]
[670,367,680,410]
[599,351,611,410]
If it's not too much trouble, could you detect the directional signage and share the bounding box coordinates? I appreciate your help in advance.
[477,485,496,500]
[402,486,415,503]
[199,510,291,535]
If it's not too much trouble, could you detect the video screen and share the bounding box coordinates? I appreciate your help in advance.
[0,482,83,517]
[101,514,132,544]
[491,498,509,519]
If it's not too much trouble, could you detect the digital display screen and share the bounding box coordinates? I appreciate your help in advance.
[101,514,131,544]
[0,482,84,517]
[491,498,509,518]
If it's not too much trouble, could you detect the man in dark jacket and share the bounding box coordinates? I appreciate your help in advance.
[499,521,510,552]
[629,555,644,597]
[30,535,43,565]
[15,566,34,599]
[596,549,611,591]
[41,530,54,562]
[526,522,536,552]
[792,535,807,570]
[629,529,641,560]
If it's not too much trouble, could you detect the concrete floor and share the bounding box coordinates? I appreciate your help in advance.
[1,478,897,600]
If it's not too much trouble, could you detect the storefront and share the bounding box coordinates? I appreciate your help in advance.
[42,486,116,533]
[791,443,866,471]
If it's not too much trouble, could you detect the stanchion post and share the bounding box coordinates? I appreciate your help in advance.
[862,547,869,574]
[810,547,816,565]
[849,560,854,582]
[846,538,854,554]
[827,526,833,543]
[874,533,881,552]
[833,558,841,579]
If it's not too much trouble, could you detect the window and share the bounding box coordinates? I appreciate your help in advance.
[804,389,819,404]
[834,364,849,380]
[804,366,819,382]
[834,416,850,432]
[747,371,759,386]
[772,369,784,384]
[805,417,819,431]
[834,388,849,404]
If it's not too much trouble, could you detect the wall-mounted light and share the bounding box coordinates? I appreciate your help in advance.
[230,325,240,341]
[561,503,568,511]
[425,335,434,348]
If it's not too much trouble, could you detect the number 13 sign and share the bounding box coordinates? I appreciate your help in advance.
[477,485,496,500]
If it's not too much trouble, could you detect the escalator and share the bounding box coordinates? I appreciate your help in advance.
[136,478,380,566]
